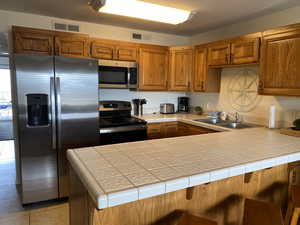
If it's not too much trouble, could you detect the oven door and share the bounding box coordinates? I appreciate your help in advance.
[99,65,128,89]
[99,125,147,145]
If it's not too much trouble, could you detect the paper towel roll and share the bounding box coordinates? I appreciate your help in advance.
[269,105,276,129]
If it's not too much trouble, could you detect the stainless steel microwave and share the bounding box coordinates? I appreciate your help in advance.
[98,59,138,89]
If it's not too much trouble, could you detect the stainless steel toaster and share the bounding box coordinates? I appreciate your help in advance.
[160,103,175,114]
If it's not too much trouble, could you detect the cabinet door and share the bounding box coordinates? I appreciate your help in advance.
[116,45,138,61]
[13,27,54,55]
[169,47,193,91]
[231,38,260,64]
[139,47,169,91]
[55,35,89,58]
[162,122,178,138]
[147,123,162,140]
[259,30,300,96]
[207,44,231,66]
[90,41,115,60]
[193,47,207,92]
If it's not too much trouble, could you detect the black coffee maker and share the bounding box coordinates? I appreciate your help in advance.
[178,97,189,113]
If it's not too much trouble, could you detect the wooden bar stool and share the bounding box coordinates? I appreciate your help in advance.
[243,198,284,225]
[285,185,300,225]
[176,213,217,225]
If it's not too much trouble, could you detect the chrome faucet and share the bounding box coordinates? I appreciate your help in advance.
[228,112,242,123]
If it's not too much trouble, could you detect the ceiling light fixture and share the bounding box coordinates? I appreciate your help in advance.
[89,0,193,25]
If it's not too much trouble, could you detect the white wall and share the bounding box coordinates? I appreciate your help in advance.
[0,9,189,46]
[188,66,300,128]
[99,89,186,114]
[191,5,300,44]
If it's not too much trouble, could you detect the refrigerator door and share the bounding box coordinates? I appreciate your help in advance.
[14,54,59,204]
[54,56,99,197]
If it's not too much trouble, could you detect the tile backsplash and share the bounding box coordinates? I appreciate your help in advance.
[188,66,300,128]
[99,89,186,114]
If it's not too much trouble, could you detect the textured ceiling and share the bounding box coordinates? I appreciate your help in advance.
[1,0,300,36]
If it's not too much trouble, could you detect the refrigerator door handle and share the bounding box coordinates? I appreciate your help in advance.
[50,77,57,150]
[56,77,62,150]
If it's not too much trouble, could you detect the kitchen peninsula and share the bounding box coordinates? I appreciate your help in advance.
[67,120,300,225]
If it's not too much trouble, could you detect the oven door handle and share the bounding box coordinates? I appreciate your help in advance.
[99,125,147,134]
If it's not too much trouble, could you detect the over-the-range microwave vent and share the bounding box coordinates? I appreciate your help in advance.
[53,22,80,32]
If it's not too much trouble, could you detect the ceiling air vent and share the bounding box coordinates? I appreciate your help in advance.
[68,25,80,32]
[54,23,67,31]
[53,22,80,32]
[132,33,142,40]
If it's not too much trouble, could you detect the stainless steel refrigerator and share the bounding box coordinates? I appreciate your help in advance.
[12,54,99,204]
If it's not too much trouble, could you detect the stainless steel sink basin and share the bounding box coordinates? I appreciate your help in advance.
[195,118,226,124]
[220,122,257,129]
[194,119,260,129]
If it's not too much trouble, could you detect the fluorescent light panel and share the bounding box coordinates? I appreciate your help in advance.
[99,0,191,25]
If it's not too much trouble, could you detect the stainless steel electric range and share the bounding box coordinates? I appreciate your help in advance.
[99,101,147,145]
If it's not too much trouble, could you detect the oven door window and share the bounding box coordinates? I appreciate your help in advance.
[99,66,128,84]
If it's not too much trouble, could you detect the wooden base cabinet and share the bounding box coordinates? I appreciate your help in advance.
[259,25,300,96]
[147,122,217,140]
[69,164,290,225]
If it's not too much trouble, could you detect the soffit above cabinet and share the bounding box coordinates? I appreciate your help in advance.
[1,0,300,35]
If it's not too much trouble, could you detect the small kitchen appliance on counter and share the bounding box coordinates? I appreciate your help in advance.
[99,101,147,145]
[132,98,147,116]
[178,97,190,113]
[160,103,175,114]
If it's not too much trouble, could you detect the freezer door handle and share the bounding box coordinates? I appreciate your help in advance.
[56,77,62,150]
[50,77,57,150]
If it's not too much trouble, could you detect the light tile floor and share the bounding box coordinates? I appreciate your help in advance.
[0,140,24,215]
[0,140,69,225]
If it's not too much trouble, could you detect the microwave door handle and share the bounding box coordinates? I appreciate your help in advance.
[127,69,130,88]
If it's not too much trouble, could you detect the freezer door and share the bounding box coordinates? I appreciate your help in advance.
[13,54,59,204]
[54,56,99,197]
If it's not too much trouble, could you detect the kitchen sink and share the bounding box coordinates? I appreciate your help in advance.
[194,119,260,129]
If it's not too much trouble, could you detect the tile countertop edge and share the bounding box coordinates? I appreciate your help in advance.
[68,149,300,210]
[67,150,108,209]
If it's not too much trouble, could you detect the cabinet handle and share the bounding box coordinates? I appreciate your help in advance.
[258,81,264,90]
[201,81,204,91]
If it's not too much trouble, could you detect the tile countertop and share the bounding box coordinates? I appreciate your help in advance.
[135,113,233,132]
[67,115,300,210]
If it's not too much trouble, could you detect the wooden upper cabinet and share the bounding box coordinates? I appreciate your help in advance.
[139,46,169,91]
[13,26,54,55]
[193,47,207,92]
[259,26,300,96]
[116,45,137,61]
[90,38,137,61]
[90,41,114,59]
[169,46,193,91]
[207,44,231,66]
[231,38,260,64]
[193,47,221,93]
[54,34,89,58]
